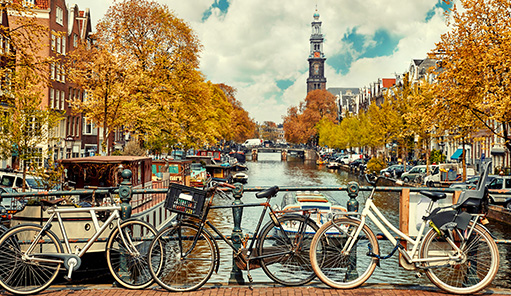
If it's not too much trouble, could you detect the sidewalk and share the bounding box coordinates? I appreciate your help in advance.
[31,282,511,296]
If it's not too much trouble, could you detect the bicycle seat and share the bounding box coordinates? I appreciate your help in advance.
[255,186,279,199]
[40,198,66,207]
[419,191,446,202]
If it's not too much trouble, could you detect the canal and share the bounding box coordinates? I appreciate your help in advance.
[207,152,510,288]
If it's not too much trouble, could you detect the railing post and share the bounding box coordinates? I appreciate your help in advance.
[229,183,245,284]
[346,181,360,280]
[119,169,133,220]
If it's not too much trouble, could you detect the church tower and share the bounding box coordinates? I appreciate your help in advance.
[306,9,326,93]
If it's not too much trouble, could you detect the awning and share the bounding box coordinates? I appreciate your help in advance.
[491,146,506,155]
[450,149,463,160]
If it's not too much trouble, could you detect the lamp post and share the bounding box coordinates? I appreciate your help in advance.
[65,136,74,159]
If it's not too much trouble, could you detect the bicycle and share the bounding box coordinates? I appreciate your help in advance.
[0,188,159,295]
[309,161,499,294]
[147,179,320,292]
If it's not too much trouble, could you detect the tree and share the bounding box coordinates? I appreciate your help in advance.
[69,0,223,153]
[366,98,401,162]
[0,3,61,190]
[283,89,337,145]
[431,0,511,152]
[217,83,257,143]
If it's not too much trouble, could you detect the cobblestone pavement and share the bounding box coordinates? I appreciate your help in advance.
[19,283,511,296]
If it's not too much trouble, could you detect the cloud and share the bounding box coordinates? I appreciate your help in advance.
[70,0,450,124]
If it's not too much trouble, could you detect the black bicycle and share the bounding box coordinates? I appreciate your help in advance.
[147,178,321,291]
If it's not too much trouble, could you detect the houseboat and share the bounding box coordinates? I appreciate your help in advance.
[11,156,171,253]
[152,158,192,186]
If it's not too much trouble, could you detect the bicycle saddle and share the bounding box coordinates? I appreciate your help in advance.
[40,198,66,207]
[419,191,446,202]
[255,186,279,199]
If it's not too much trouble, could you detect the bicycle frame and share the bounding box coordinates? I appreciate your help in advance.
[25,205,124,262]
[180,195,310,265]
[337,186,478,267]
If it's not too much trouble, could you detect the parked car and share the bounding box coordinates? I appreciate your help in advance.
[0,187,25,214]
[400,165,437,183]
[380,164,407,178]
[486,175,511,205]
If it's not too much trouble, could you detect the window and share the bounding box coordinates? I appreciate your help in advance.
[50,63,55,80]
[56,7,63,26]
[73,34,78,48]
[55,90,60,109]
[49,88,54,109]
[51,32,56,51]
[62,36,66,55]
[60,90,64,110]
[83,118,93,135]
[56,36,61,54]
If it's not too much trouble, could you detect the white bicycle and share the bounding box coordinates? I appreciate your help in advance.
[0,193,158,295]
[309,161,499,294]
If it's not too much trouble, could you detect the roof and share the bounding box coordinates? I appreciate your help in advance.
[381,78,396,88]
[59,156,152,164]
[327,87,360,96]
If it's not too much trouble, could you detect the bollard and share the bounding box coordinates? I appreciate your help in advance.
[119,169,133,220]
[229,183,245,284]
[346,181,359,281]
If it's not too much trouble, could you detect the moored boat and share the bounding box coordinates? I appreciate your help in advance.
[232,172,248,183]
[280,190,346,231]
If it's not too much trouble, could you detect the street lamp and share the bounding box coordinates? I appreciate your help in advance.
[65,136,74,159]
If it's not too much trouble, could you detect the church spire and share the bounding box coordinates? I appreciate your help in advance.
[306,8,327,93]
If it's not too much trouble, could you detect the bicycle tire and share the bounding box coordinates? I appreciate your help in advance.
[0,224,63,295]
[309,217,379,289]
[106,218,159,289]
[148,221,216,292]
[420,222,499,294]
[258,214,319,286]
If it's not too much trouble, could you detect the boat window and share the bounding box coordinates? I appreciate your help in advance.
[169,165,179,174]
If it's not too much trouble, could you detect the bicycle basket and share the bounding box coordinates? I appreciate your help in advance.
[165,183,208,218]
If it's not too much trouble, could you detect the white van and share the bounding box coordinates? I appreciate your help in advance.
[242,139,263,148]
[0,173,45,192]
[424,163,458,186]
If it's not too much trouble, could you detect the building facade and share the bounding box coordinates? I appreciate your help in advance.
[2,0,94,170]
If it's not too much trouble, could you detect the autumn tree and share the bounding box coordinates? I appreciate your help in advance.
[283,89,337,145]
[431,0,511,153]
[366,98,401,162]
[69,0,226,153]
[217,83,257,143]
[0,4,61,189]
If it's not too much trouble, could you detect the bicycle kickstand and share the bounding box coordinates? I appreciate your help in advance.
[246,261,254,290]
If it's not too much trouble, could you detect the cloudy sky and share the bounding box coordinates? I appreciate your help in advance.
[69,0,451,124]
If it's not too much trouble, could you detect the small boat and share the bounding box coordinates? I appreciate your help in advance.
[280,191,346,231]
[326,158,341,169]
[232,172,248,183]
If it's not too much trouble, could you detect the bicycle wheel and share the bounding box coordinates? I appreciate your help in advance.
[148,221,216,292]
[258,214,319,286]
[0,224,63,295]
[106,218,159,289]
[309,217,379,289]
[420,223,499,294]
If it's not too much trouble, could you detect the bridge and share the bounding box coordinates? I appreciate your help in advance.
[247,147,317,161]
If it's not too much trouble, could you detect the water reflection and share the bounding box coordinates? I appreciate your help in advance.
[209,153,510,288]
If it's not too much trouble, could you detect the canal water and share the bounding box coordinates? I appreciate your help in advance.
[207,152,511,288]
